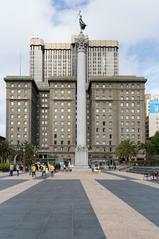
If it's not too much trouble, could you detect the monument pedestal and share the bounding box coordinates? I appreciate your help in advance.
[74,146,90,171]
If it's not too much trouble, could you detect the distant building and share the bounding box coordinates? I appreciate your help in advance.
[145,94,159,138]
[30,37,119,83]
[4,35,147,163]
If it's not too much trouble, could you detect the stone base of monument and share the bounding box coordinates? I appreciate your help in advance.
[74,146,91,171]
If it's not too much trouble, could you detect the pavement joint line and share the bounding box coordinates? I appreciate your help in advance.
[104,171,159,189]
[81,178,159,239]
[131,179,159,189]
[0,179,43,204]
[126,173,159,189]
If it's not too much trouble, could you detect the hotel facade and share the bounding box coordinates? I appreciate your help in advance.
[5,35,147,163]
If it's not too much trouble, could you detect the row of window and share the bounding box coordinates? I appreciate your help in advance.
[10,120,28,126]
[10,89,28,94]
[54,115,71,119]
[95,84,141,89]
[54,134,71,139]
[54,90,72,94]
[54,128,71,132]
[120,115,141,120]
[54,108,71,113]
[54,140,71,145]
[10,83,28,88]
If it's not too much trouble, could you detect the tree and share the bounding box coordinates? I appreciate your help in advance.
[16,142,35,170]
[138,140,154,160]
[139,131,159,160]
[115,139,137,162]
[0,141,16,163]
[150,131,159,156]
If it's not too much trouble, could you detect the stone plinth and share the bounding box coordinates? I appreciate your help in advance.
[74,146,90,171]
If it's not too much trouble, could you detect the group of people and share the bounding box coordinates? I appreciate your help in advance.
[9,163,20,176]
[31,163,55,177]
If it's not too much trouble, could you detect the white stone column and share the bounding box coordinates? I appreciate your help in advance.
[75,34,89,170]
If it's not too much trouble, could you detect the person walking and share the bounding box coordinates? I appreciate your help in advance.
[41,164,46,177]
[50,164,55,177]
[31,164,36,177]
[16,163,20,176]
[9,163,14,176]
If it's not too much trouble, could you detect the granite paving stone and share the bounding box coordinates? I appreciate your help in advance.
[0,179,27,191]
[0,179,106,239]
[97,179,159,226]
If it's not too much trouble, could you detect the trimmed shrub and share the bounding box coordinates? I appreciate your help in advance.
[136,159,159,166]
[0,163,10,172]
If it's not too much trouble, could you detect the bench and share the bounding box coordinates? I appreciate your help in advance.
[143,170,159,180]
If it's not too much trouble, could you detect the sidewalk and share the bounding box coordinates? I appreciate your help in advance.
[0,170,159,239]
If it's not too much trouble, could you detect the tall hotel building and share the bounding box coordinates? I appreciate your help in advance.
[5,35,147,162]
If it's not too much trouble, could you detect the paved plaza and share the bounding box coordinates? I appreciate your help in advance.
[0,170,159,239]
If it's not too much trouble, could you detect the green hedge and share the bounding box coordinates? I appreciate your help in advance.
[0,163,10,172]
[136,159,159,166]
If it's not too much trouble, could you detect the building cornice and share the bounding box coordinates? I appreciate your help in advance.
[48,76,76,83]
[4,76,38,91]
[88,75,147,90]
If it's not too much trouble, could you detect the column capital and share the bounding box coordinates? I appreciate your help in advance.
[75,33,89,52]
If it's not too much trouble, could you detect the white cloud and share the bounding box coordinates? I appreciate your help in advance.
[84,0,159,45]
[1,0,159,136]
[143,64,159,94]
